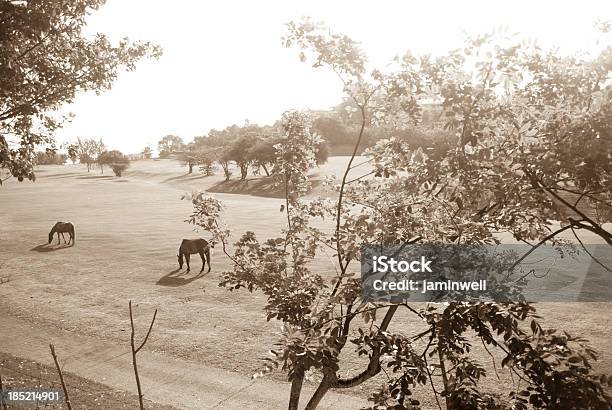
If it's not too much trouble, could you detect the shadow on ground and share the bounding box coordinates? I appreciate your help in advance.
[207,176,322,198]
[30,243,73,252]
[75,175,114,180]
[43,172,87,179]
[162,173,212,184]
[156,269,207,287]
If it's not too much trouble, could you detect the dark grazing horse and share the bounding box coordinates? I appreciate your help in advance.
[48,222,75,245]
[177,238,212,273]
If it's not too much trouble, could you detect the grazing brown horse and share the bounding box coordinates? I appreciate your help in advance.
[48,222,75,245]
[177,238,212,273]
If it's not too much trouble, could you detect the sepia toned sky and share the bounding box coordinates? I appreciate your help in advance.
[56,0,612,153]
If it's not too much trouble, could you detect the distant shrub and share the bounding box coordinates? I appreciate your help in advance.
[98,150,130,177]
[315,139,329,165]
[196,150,217,176]
[35,150,67,165]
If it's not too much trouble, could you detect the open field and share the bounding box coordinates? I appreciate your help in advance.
[1,158,611,408]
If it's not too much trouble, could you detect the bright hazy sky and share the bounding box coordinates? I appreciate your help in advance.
[56,0,612,153]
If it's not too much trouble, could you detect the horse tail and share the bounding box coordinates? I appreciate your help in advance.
[72,225,76,244]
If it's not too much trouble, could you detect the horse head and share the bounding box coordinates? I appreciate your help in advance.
[48,231,54,244]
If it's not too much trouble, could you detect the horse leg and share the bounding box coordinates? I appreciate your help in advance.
[56,233,60,245]
[199,251,206,273]
[205,248,211,273]
[185,254,191,272]
[61,232,67,244]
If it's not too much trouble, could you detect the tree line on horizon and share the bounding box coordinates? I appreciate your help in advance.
[149,101,448,182]
[35,137,131,177]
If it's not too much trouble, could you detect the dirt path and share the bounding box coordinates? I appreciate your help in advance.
[0,312,367,409]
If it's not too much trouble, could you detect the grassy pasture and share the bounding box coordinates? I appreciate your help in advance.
[1,157,611,406]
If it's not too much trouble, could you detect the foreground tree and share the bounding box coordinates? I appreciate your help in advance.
[0,0,161,185]
[187,20,612,410]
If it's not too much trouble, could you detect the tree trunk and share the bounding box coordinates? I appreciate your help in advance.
[305,374,333,409]
[188,163,193,174]
[262,163,270,176]
[438,348,455,410]
[288,370,305,410]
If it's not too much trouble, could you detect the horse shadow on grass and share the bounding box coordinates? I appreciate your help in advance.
[30,243,73,252]
[156,268,207,287]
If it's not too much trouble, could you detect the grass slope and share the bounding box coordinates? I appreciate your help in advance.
[0,158,610,407]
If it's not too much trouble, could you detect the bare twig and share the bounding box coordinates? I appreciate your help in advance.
[508,222,580,273]
[570,226,612,274]
[129,300,158,410]
[0,373,8,410]
[49,344,72,410]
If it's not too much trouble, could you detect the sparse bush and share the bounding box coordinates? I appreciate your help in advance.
[196,150,217,176]
[35,150,67,165]
[98,150,130,177]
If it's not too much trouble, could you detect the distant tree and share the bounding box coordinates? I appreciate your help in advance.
[331,99,366,127]
[180,148,198,174]
[194,128,238,148]
[157,135,184,158]
[312,116,353,147]
[142,146,153,159]
[226,136,253,180]
[248,138,278,176]
[314,139,329,165]
[180,145,220,175]
[217,147,233,181]
[35,150,67,165]
[75,137,104,172]
[98,150,129,177]
[196,149,217,176]
[92,139,106,173]
[0,0,161,186]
